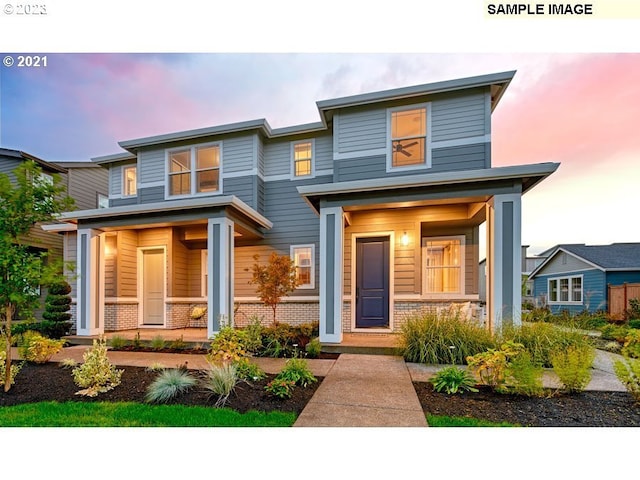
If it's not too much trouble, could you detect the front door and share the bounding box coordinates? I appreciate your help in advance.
[142,249,165,325]
[355,236,390,328]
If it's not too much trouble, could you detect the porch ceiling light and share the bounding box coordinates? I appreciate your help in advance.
[401,231,409,247]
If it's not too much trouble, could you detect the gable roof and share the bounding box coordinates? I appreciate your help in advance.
[0,148,67,174]
[529,243,640,278]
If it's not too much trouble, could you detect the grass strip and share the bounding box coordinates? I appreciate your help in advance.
[427,414,519,427]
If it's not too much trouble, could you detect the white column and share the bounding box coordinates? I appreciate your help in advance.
[486,194,522,332]
[207,218,234,338]
[76,229,105,336]
[319,206,344,343]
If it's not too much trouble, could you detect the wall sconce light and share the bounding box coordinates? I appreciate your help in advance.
[401,231,409,247]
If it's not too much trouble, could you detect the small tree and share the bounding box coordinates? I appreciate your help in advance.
[41,278,73,337]
[0,161,73,391]
[249,252,300,326]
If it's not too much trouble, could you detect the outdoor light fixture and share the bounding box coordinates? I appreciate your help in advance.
[401,231,409,246]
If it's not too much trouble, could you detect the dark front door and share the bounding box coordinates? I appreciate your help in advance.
[355,236,390,328]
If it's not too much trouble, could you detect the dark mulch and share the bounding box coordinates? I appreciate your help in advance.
[111,346,340,360]
[0,362,322,415]
[413,382,640,427]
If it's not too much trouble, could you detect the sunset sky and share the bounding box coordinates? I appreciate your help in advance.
[2,52,638,254]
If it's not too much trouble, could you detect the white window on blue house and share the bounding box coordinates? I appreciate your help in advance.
[548,276,582,303]
[291,141,314,178]
[291,244,314,289]
[387,104,431,172]
[168,144,221,197]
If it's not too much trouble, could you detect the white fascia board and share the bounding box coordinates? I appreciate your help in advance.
[59,195,273,230]
[91,152,136,164]
[270,122,327,137]
[528,247,606,279]
[298,162,560,198]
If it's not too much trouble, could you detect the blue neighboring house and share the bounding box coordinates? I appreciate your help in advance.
[529,243,640,314]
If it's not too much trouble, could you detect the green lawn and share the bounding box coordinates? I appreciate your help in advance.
[0,401,296,427]
[427,414,519,427]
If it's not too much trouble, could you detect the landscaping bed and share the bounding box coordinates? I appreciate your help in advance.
[413,382,640,427]
[0,362,323,415]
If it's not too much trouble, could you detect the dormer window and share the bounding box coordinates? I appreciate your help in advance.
[387,105,431,172]
[167,144,221,197]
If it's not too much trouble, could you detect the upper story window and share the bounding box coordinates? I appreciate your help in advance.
[168,144,221,197]
[97,193,109,209]
[387,105,431,172]
[291,244,315,289]
[422,236,464,295]
[123,165,137,197]
[291,140,314,178]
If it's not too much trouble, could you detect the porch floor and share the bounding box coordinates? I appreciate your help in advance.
[64,329,403,355]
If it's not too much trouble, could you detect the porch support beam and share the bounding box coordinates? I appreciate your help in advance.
[207,218,235,338]
[486,193,522,332]
[319,206,344,343]
[76,228,105,336]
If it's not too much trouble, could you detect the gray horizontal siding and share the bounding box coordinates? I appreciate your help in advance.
[431,143,487,173]
[223,136,255,174]
[109,165,121,197]
[431,93,486,142]
[0,157,21,177]
[67,167,109,210]
[139,149,165,184]
[315,134,333,171]
[257,135,265,177]
[264,141,290,176]
[337,109,386,153]
[257,176,265,214]
[139,186,165,204]
[110,197,138,208]
[335,154,386,182]
[538,252,594,276]
[223,175,255,209]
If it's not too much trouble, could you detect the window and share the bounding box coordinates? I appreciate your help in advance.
[388,105,430,170]
[97,193,109,209]
[291,245,315,289]
[422,236,464,295]
[168,144,221,197]
[548,276,582,303]
[291,141,314,178]
[123,166,137,196]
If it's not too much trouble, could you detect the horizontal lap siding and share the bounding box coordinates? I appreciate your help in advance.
[139,186,164,204]
[431,143,487,172]
[337,109,386,153]
[117,230,138,297]
[223,136,255,174]
[187,249,203,298]
[533,270,606,314]
[537,252,593,275]
[223,176,254,209]
[315,134,333,172]
[109,164,122,197]
[335,155,387,182]
[264,142,289,176]
[431,93,486,142]
[139,149,165,184]
[67,167,109,210]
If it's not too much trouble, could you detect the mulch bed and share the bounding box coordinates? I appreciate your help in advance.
[0,362,322,415]
[413,382,640,427]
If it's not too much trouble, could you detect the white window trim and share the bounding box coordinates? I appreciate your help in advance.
[386,103,432,173]
[122,165,137,197]
[290,244,315,290]
[548,274,584,304]
[165,142,223,200]
[290,139,315,180]
[421,235,465,298]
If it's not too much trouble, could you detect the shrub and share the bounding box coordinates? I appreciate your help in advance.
[59,358,78,369]
[72,338,123,397]
[305,338,322,359]
[265,378,295,399]
[11,320,72,339]
[629,320,640,330]
[506,350,544,397]
[626,299,640,321]
[621,330,640,359]
[500,322,592,367]
[0,350,22,387]
[429,366,478,394]
[207,326,248,365]
[614,357,640,404]
[599,324,629,343]
[169,335,188,351]
[150,335,166,351]
[232,357,266,381]
[466,341,524,390]
[42,280,72,324]
[277,358,316,388]
[108,335,128,349]
[259,323,298,358]
[243,316,264,354]
[203,363,239,407]
[550,345,595,393]
[145,362,166,372]
[145,368,196,403]
[400,309,495,364]
[18,331,65,363]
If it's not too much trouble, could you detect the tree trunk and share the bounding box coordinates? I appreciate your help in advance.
[4,305,12,392]
[272,305,277,327]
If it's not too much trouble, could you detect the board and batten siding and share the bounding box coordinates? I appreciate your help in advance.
[533,269,606,314]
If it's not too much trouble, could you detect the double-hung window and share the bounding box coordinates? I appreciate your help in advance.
[168,144,221,197]
[291,244,314,289]
[387,105,430,171]
[291,140,314,178]
[123,166,137,197]
[422,236,464,295]
[548,276,582,303]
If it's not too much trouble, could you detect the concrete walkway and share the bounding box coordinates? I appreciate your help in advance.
[293,354,427,427]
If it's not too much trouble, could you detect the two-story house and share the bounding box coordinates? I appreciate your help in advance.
[56,71,558,343]
[0,148,108,320]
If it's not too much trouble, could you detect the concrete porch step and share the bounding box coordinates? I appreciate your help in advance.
[320,344,402,356]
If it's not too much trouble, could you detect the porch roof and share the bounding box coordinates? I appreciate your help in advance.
[57,195,273,230]
[297,162,559,213]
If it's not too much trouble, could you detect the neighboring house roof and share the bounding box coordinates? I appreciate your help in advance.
[529,243,640,277]
[0,147,67,174]
[97,70,516,162]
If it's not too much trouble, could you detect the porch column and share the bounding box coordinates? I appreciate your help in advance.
[486,194,522,332]
[76,229,105,336]
[319,206,344,343]
[207,218,234,338]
